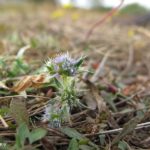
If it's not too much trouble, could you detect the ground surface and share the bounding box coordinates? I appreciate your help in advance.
[0,2,150,150]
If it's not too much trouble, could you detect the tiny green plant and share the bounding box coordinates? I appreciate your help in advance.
[0,46,30,78]
[42,52,84,128]
[14,123,47,150]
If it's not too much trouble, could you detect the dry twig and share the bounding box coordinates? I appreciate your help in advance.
[85,0,124,40]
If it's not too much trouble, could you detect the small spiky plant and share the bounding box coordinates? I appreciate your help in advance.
[43,52,84,128]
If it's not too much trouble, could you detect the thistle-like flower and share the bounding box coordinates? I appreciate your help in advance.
[45,52,84,76]
[43,52,85,128]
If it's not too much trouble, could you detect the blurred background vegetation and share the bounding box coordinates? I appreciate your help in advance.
[0,0,149,15]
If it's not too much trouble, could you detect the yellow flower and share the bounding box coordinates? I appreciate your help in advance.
[51,9,65,19]
[63,3,73,9]
[71,13,80,21]
[128,29,135,38]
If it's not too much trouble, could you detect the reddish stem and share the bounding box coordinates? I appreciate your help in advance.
[85,0,124,41]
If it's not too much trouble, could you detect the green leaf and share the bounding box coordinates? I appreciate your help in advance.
[61,127,83,140]
[29,128,47,144]
[99,134,106,145]
[74,57,85,68]
[15,123,30,148]
[0,107,9,116]
[78,138,89,145]
[8,58,29,77]
[67,138,79,150]
[52,77,63,89]
[118,141,128,150]
[30,38,38,48]
[103,92,117,112]
[61,128,99,150]
[79,145,95,150]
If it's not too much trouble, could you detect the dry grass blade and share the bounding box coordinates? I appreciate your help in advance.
[0,115,8,128]
[85,0,124,40]
[0,81,9,90]
[120,47,134,76]
[85,121,150,137]
[135,27,150,38]
[91,52,110,83]
[112,114,144,145]
[11,74,47,93]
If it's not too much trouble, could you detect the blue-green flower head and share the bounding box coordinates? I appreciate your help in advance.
[45,52,84,76]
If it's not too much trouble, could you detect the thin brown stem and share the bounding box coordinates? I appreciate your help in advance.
[85,0,124,41]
